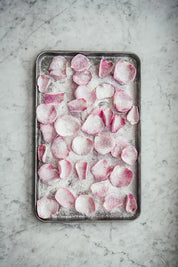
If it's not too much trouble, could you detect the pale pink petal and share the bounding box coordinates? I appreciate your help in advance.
[51,136,69,159]
[73,70,92,85]
[75,85,96,106]
[40,123,56,143]
[55,188,75,208]
[94,133,115,155]
[96,83,115,99]
[72,136,93,155]
[37,197,59,219]
[75,195,95,215]
[103,193,123,211]
[48,56,67,80]
[110,165,133,188]
[38,144,47,163]
[91,159,112,182]
[44,93,64,104]
[67,98,87,113]
[54,115,80,136]
[37,75,51,93]
[127,106,139,125]
[36,104,57,124]
[111,136,128,158]
[58,159,72,179]
[82,114,104,135]
[113,89,133,113]
[101,108,114,127]
[125,194,137,213]
[71,54,90,72]
[121,145,138,165]
[99,58,114,78]
[38,163,59,185]
[90,180,110,197]
[111,114,126,133]
[75,161,88,180]
[114,61,136,85]
[91,106,103,117]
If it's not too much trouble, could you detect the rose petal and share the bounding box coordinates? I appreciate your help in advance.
[58,159,72,179]
[114,61,136,85]
[91,106,103,117]
[94,133,115,155]
[44,93,64,104]
[67,98,87,113]
[125,194,137,213]
[91,159,112,182]
[36,104,57,124]
[38,164,59,185]
[101,108,114,127]
[103,193,123,211]
[110,165,133,188]
[51,136,69,159]
[99,58,114,78]
[127,106,139,125]
[96,83,115,99]
[75,161,88,180]
[71,54,90,72]
[40,123,56,143]
[72,136,93,155]
[111,136,128,158]
[54,115,80,136]
[82,114,104,135]
[111,114,126,133]
[75,195,95,215]
[37,197,59,219]
[113,89,133,113]
[90,180,110,197]
[75,85,96,106]
[48,56,67,80]
[37,75,51,93]
[73,70,92,85]
[38,144,47,163]
[121,145,138,165]
[55,188,75,208]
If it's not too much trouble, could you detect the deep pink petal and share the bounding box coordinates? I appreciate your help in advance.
[125,194,137,213]
[44,93,64,104]
[99,58,114,78]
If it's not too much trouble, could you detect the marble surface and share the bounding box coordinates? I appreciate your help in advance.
[0,0,178,266]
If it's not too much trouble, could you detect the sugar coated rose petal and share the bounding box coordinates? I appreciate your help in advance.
[125,194,137,213]
[67,98,87,113]
[75,195,95,215]
[91,106,103,116]
[75,85,96,106]
[54,115,80,136]
[37,197,59,219]
[36,104,57,124]
[114,61,136,85]
[99,58,114,78]
[121,145,138,165]
[73,70,92,85]
[38,164,59,184]
[37,75,51,93]
[51,136,69,159]
[96,83,115,99]
[40,123,56,143]
[111,114,126,133]
[90,180,110,197]
[94,133,115,155]
[55,188,75,208]
[38,144,47,163]
[58,159,72,179]
[127,106,139,125]
[111,136,128,158]
[110,165,133,188]
[82,114,104,135]
[91,159,112,182]
[114,89,133,113]
[71,54,90,72]
[75,161,88,180]
[44,93,64,104]
[72,136,93,155]
[103,193,123,211]
[48,56,67,80]
[102,108,114,127]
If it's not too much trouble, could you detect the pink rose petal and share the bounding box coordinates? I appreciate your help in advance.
[37,197,59,219]
[82,114,104,135]
[51,136,69,159]
[73,70,92,85]
[38,163,59,185]
[75,195,95,215]
[55,188,75,208]
[91,159,112,182]
[99,58,114,78]
[90,180,110,197]
[125,194,137,213]
[113,89,133,113]
[103,193,123,211]
[94,133,115,155]
[67,98,87,113]
[114,61,136,85]
[38,144,47,163]
[127,106,139,125]
[36,104,57,124]
[111,136,128,158]
[102,108,114,127]
[96,83,115,99]
[71,54,90,72]
[75,161,88,180]
[110,165,133,188]
[48,56,67,80]
[75,85,96,106]
[72,136,93,155]
[121,145,138,165]
[37,75,51,93]
[44,92,64,104]
[54,115,80,136]
[58,159,72,179]
[40,123,56,143]
[111,114,126,133]
[91,106,103,117]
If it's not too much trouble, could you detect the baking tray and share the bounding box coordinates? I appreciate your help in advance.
[34,51,141,222]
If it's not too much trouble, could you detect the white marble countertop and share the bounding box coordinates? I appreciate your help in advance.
[0,0,178,266]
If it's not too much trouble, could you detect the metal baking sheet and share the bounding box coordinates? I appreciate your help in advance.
[34,51,141,222]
